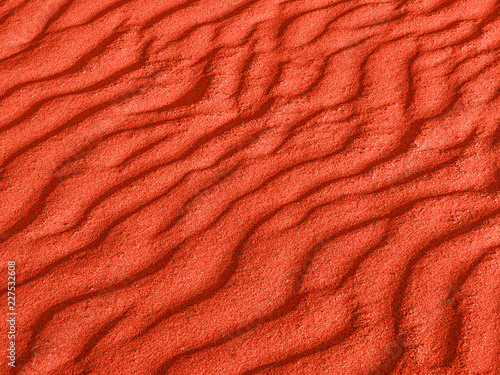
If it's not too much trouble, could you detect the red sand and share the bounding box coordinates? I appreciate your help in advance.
[1,0,500,374]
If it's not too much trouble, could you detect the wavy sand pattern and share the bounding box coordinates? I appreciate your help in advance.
[1,0,500,374]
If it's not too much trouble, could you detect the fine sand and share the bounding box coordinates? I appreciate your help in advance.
[1,0,500,374]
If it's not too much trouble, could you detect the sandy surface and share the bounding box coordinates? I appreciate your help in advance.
[0,0,500,374]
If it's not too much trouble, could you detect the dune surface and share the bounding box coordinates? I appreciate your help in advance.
[1,0,500,374]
